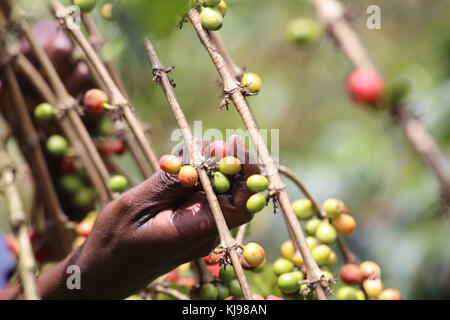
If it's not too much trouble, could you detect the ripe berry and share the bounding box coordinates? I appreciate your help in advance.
[359,261,381,280]
[305,236,319,250]
[273,258,294,276]
[200,7,223,31]
[336,286,357,300]
[60,174,84,194]
[209,140,229,159]
[46,135,68,156]
[178,165,198,187]
[292,252,304,267]
[217,0,227,17]
[251,293,265,300]
[327,250,337,267]
[84,88,108,114]
[285,18,322,45]
[305,217,321,235]
[200,283,218,300]
[203,252,221,265]
[109,174,129,193]
[246,174,269,192]
[219,265,236,284]
[378,288,401,300]
[280,240,295,259]
[73,187,96,208]
[347,69,385,104]
[292,199,314,220]
[332,213,356,235]
[277,273,299,294]
[246,193,266,213]
[243,242,265,267]
[76,221,92,237]
[266,295,284,300]
[323,198,345,219]
[4,235,19,257]
[363,279,383,299]
[34,103,56,121]
[311,244,331,266]
[101,3,115,21]
[241,72,262,93]
[340,264,362,285]
[159,154,182,174]
[228,279,243,298]
[204,0,220,6]
[218,156,241,175]
[213,171,230,193]
[216,284,229,300]
[60,157,76,174]
[74,0,97,13]
[315,222,338,244]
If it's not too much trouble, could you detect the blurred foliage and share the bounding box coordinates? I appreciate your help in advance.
[1,0,449,299]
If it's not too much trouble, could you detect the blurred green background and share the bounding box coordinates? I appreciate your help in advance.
[2,0,450,299]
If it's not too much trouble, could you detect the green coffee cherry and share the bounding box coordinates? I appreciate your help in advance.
[246,193,266,213]
[292,199,314,220]
[315,222,338,244]
[305,236,320,250]
[252,259,266,273]
[291,270,304,283]
[327,250,338,268]
[74,0,97,13]
[219,265,235,284]
[217,0,227,17]
[285,18,322,45]
[305,217,321,235]
[200,283,218,300]
[278,273,299,294]
[109,175,128,193]
[323,198,345,219]
[60,174,84,194]
[73,187,96,208]
[204,0,220,6]
[273,258,294,276]
[101,3,115,21]
[200,7,223,31]
[34,103,56,121]
[216,284,229,300]
[355,290,366,300]
[46,135,68,156]
[246,174,269,192]
[311,244,331,266]
[213,171,230,193]
[336,286,357,300]
[228,279,243,298]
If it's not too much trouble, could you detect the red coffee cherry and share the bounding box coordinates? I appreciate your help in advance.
[378,288,401,300]
[340,264,362,285]
[76,221,93,237]
[360,261,381,280]
[159,154,182,174]
[347,69,385,104]
[84,89,108,114]
[202,252,221,265]
[178,165,198,187]
[332,213,356,235]
[209,140,229,159]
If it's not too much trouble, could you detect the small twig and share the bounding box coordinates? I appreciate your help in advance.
[147,281,191,300]
[235,223,248,245]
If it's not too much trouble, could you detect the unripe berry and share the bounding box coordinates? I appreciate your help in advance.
[159,154,182,174]
[101,3,115,21]
[84,88,108,114]
[228,279,243,298]
[217,0,227,17]
[332,213,356,235]
[216,284,229,300]
[200,283,218,300]
[311,244,331,266]
[378,288,401,300]
[60,174,84,194]
[305,217,321,235]
[200,7,223,31]
[246,174,269,192]
[109,174,128,193]
[305,236,319,250]
[243,242,265,267]
[285,18,322,45]
[360,261,381,280]
[292,252,304,267]
[213,171,230,193]
[246,193,266,214]
[219,265,236,284]
[76,221,92,237]
[347,69,385,104]
[73,187,96,208]
[355,290,366,300]
[46,135,68,156]
[292,199,314,220]
[327,250,337,267]
[340,264,362,285]
[323,198,345,219]
[251,259,266,273]
[209,140,229,159]
[315,222,338,244]
[218,156,241,175]
[336,286,357,300]
[241,72,262,93]
[178,165,198,187]
[34,103,56,121]
[273,258,294,276]
[74,0,97,13]
[277,273,299,294]
[280,240,295,259]
[363,279,383,299]
[204,0,221,6]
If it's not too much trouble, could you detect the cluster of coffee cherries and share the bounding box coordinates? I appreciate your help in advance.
[74,0,116,21]
[199,0,228,31]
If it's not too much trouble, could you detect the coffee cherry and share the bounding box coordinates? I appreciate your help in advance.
[217,0,227,17]
[204,0,221,6]
[60,174,84,194]
[363,279,383,299]
[219,265,236,284]
[292,199,314,220]
[74,0,97,12]
[218,156,241,175]
[109,174,128,193]
[359,261,381,280]
[327,250,337,267]
[34,103,56,121]
[266,295,284,300]
[200,7,223,31]
[305,236,319,250]
[200,283,218,300]
[285,18,322,45]
[347,69,385,104]
[321,270,334,283]
[213,171,230,194]
[315,222,338,244]
[159,154,182,174]
[251,293,265,300]
[246,174,269,192]
[323,198,345,219]
[84,88,108,114]
[203,252,221,265]
[72,236,86,249]
[332,213,356,235]
[336,286,357,300]
[311,244,331,266]
[273,258,294,276]
[292,252,304,267]
[228,279,243,298]
[73,187,96,208]
[101,3,115,21]
[340,264,362,285]
[241,72,262,93]
[209,140,228,159]
[378,288,401,300]
[246,193,266,213]
[46,135,68,156]
[76,221,92,237]
[243,242,265,267]
[278,273,300,294]
[305,217,321,235]
[280,240,295,259]
[178,165,198,187]
[216,284,229,300]
[355,290,366,300]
